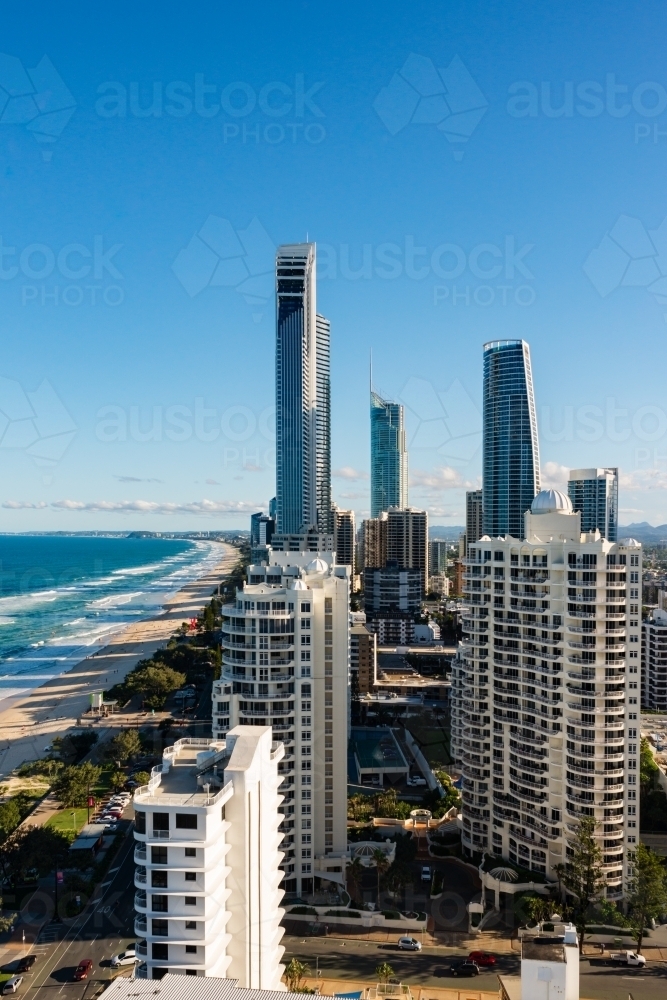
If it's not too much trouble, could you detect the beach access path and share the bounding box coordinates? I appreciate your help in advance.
[0,542,238,780]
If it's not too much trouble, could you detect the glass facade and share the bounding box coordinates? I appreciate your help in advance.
[370,390,408,517]
[275,244,332,535]
[568,468,618,541]
[482,340,540,538]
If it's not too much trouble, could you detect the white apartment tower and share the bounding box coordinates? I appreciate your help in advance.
[213,545,350,897]
[642,609,667,711]
[452,489,641,901]
[132,727,285,986]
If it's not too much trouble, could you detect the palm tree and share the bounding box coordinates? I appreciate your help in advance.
[375,963,395,985]
[346,856,364,903]
[372,848,391,906]
[284,958,309,991]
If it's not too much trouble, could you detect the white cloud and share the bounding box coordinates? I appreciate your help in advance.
[2,498,261,516]
[410,466,476,490]
[114,475,164,483]
[620,468,667,491]
[338,490,369,500]
[541,461,569,489]
[620,507,644,515]
[333,467,369,481]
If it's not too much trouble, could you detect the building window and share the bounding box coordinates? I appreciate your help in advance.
[176,814,198,829]
[301,635,311,645]
[151,871,168,888]
[152,919,168,936]
[135,811,146,834]
[300,651,311,661]
[152,894,168,911]
[152,943,168,960]
[152,813,169,833]
[151,846,168,865]
[302,863,312,873]
[185,945,197,954]
[185,897,197,906]
[300,603,311,612]
[185,921,197,930]
[185,847,196,858]
[185,872,197,881]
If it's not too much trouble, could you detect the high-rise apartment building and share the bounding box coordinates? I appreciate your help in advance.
[213,545,349,898]
[250,513,275,564]
[132,728,285,985]
[482,341,540,539]
[568,468,618,542]
[332,505,355,577]
[361,513,388,570]
[466,489,483,546]
[642,609,667,711]
[386,507,429,595]
[430,539,448,575]
[275,244,331,534]
[370,390,408,517]
[350,623,377,694]
[452,489,641,900]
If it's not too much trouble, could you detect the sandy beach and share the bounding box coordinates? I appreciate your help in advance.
[0,541,238,780]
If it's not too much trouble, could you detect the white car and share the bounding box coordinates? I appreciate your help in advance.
[111,947,136,968]
[2,978,23,995]
[408,776,427,786]
[421,866,432,882]
[398,936,422,952]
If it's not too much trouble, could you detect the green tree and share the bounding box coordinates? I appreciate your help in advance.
[108,728,142,763]
[346,856,365,901]
[372,847,391,904]
[627,843,667,953]
[133,771,151,786]
[384,863,412,897]
[126,663,186,709]
[562,817,606,952]
[375,963,395,985]
[0,799,21,844]
[0,825,70,883]
[52,762,102,808]
[526,895,551,926]
[109,770,127,792]
[284,958,309,991]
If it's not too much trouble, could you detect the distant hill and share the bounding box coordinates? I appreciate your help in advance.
[619,523,667,544]
[429,525,465,540]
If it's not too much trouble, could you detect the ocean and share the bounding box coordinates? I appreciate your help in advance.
[0,535,222,704]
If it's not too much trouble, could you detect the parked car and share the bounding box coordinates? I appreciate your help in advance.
[2,978,23,995]
[450,961,480,977]
[610,951,646,967]
[468,951,496,967]
[73,960,93,981]
[397,936,422,951]
[408,776,427,786]
[17,957,36,973]
[111,947,137,968]
[421,866,432,882]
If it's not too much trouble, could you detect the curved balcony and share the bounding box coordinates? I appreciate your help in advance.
[565,701,625,714]
[135,868,147,886]
[134,846,147,863]
[566,610,597,619]
[135,891,147,911]
[135,917,147,935]
[509,753,547,775]
[510,572,550,583]
[136,941,147,957]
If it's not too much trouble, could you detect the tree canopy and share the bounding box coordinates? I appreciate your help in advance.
[52,762,102,807]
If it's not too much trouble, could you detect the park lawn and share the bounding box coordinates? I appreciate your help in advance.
[45,807,89,836]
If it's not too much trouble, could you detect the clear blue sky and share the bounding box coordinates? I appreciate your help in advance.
[1,0,666,530]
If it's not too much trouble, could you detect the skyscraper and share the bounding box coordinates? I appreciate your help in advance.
[466,489,483,546]
[332,504,355,576]
[568,467,618,541]
[370,390,408,517]
[482,340,540,539]
[386,507,429,595]
[452,488,641,898]
[275,244,331,534]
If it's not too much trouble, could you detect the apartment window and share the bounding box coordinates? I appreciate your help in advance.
[302,863,312,873]
[185,871,197,882]
[300,602,311,612]
[176,814,198,829]
[152,943,168,960]
[301,635,311,645]
[302,731,311,741]
[185,897,197,906]
[135,811,146,834]
[151,871,168,888]
[151,846,168,865]
[152,919,168,936]
[185,945,197,954]
[152,895,168,911]
[185,971,197,976]
[185,847,196,858]
[185,921,197,930]
[302,716,311,725]
[301,618,311,629]
[302,805,311,814]
[494,551,504,561]
[302,819,312,829]
[152,813,169,832]
[300,651,311,661]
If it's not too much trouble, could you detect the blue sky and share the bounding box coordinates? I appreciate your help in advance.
[1,0,667,530]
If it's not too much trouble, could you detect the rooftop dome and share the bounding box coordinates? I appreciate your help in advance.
[291,578,308,590]
[530,489,573,514]
[306,557,328,574]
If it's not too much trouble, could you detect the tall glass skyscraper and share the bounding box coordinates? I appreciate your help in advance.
[275,243,331,534]
[482,340,540,538]
[568,467,618,541]
[370,390,408,517]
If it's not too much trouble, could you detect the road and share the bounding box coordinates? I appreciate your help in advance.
[5,829,138,1000]
[282,934,667,1000]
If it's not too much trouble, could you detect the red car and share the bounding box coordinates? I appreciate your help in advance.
[73,960,93,981]
[468,951,496,967]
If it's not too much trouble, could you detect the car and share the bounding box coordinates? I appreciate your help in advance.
[450,961,480,978]
[468,951,496,967]
[73,960,93,981]
[16,957,36,973]
[397,936,422,951]
[110,947,137,968]
[2,978,23,994]
[408,776,427,786]
[421,866,432,882]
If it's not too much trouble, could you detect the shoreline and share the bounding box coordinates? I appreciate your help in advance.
[0,541,238,779]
